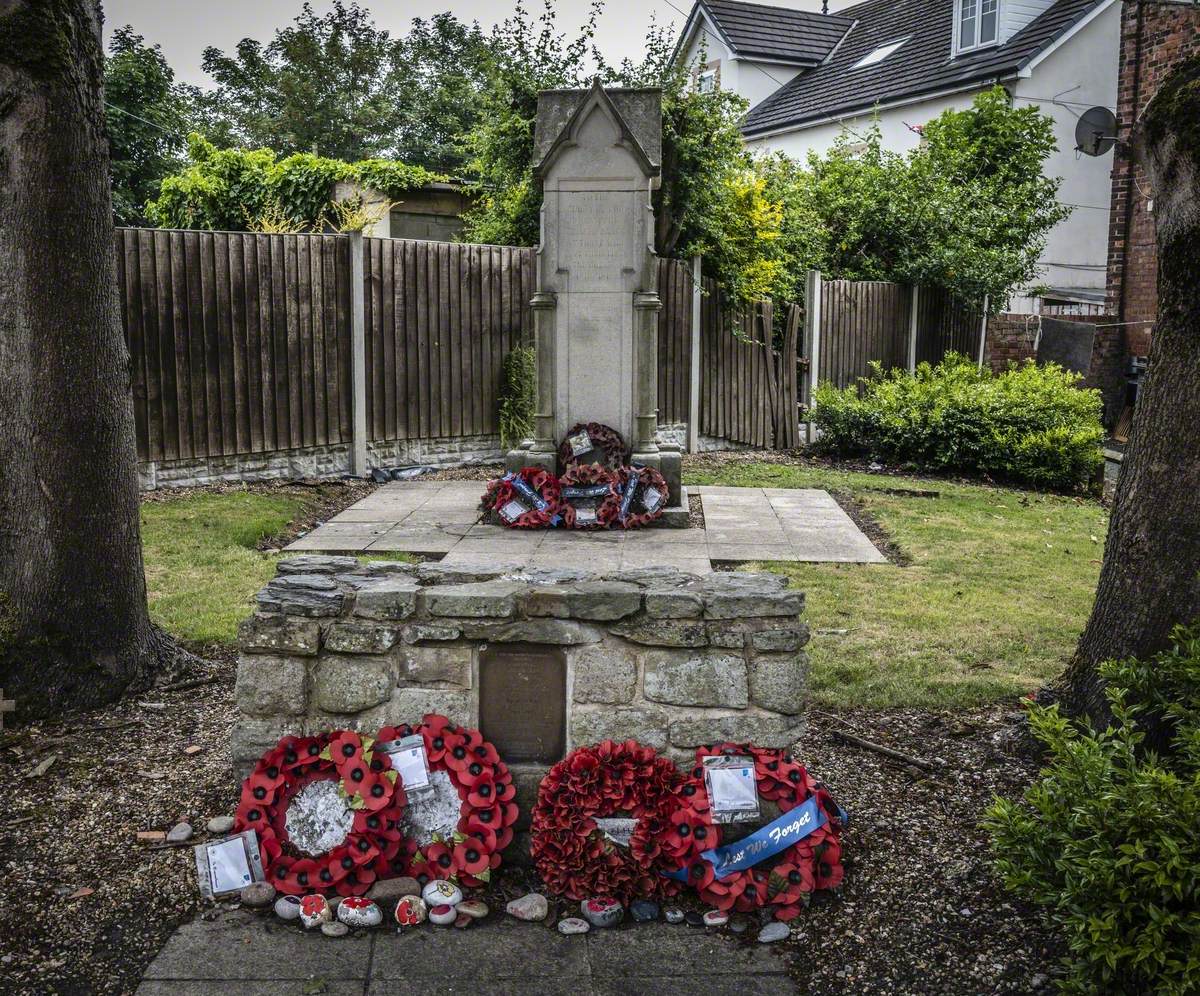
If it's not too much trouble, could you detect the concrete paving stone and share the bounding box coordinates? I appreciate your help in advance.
[140,913,372,980]
[285,523,393,551]
[706,543,797,562]
[702,530,789,545]
[628,529,708,545]
[370,920,590,979]
[139,983,365,996]
[370,982,594,996]
[583,927,786,977]
[591,979,782,996]
[327,507,417,523]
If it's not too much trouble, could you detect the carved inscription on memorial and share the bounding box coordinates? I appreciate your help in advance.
[556,191,633,292]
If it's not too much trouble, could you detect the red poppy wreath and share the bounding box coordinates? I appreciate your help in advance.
[614,464,669,529]
[558,422,627,470]
[662,743,845,920]
[530,740,685,903]
[378,714,518,888]
[481,467,562,529]
[234,730,406,897]
[559,463,621,530]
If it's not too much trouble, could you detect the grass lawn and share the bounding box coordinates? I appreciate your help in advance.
[141,490,306,645]
[686,459,1108,710]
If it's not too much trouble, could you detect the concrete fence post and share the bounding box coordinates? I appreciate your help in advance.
[349,230,368,477]
[804,269,822,445]
[688,255,702,453]
[976,294,990,371]
[908,284,920,373]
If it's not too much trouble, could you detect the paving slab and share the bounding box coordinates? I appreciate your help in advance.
[137,911,795,996]
[285,481,887,567]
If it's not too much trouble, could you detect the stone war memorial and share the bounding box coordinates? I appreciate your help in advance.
[208,84,840,962]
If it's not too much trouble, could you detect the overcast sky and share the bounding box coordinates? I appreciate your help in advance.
[102,0,848,87]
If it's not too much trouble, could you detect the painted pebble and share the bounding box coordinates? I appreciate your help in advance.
[421,879,463,908]
[665,908,685,925]
[630,900,659,923]
[580,898,623,928]
[320,920,348,938]
[299,894,332,930]
[456,899,489,919]
[758,921,790,943]
[454,913,473,929]
[702,910,729,928]
[274,895,302,921]
[558,917,590,935]
[506,892,548,922]
[337,896,383,928]
[394,896,428,926]
[429,903,457,926]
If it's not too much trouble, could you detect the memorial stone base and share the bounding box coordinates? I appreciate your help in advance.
[232,556,809,860]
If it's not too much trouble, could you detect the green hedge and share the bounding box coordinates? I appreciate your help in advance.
[985,628,1200,994]
[811,353,1103,490]
[145,134,444,231]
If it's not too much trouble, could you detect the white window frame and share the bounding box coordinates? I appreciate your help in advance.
[954,0,1001,54]
[697,68,717,94]
[851,37,911,70]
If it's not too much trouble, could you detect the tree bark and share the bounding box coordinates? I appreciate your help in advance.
[0,0,172,717]
[1057,55,1200,732]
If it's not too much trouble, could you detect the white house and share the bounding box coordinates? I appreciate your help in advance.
[672,0,1120,312]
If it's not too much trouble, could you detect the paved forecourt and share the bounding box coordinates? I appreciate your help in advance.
[284,481,886,570]
[137,910,794,995]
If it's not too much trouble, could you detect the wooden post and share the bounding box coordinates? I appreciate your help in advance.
[349,230,368,476]
[908,284,920,373]
[0,689,14,731]
[687,255,702,453]
[976,294,990,371]
[804,269,822,444]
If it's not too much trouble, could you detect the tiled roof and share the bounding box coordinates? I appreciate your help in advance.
[700,0,855,65]
[740,0,1108,135]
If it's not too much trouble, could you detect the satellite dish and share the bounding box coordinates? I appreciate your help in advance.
[1075,106,1117,156]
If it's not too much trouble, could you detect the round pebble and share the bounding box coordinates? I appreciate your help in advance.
[703,910,729,928]
[337,897,382,928]
[166,822,193,844]
[206,816,235,835]
[665,908,685,924]
[422,879,464,908]
[730,915,752,935]
[394,896,427,926]
[506,892,549,922]
[684,911,704,928]
[240,882,277,909]
[580,898,623,928]
[321,921,349,938]
[558,917,590,935]
[457,899,489,919]
[758,921,790,943]
[299,894,332,930]
[429,903,457,926]
[274,895,302,921]
[454,913,473,929]
[368,876,420,902]
[630,900,659,923]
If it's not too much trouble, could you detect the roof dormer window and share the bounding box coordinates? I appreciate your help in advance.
[957,0,999,53]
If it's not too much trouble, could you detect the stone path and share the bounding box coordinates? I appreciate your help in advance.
[284,481,886,569]
[137,911,794,995]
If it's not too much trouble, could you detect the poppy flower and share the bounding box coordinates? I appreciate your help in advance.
[453,839,490,876]
[328,730,365,766]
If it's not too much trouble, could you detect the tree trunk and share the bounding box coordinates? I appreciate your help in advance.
[0,0,173,718]
[1057,55,1200,731]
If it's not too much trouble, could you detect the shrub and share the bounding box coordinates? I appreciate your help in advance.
[984,628,1200,994]
[497,345,536,449]
[812,353,1103,489]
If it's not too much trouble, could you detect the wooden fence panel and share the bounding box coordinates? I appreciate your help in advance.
[363,238,535,442]
[656,257,693,426]
[916,285,981,364]
[819,279,911,389]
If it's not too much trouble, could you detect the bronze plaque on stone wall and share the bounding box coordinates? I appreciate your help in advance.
[479,643,566,763]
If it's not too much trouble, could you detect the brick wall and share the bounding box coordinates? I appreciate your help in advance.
[985,312,1126,425]
[1106,0,1200,355]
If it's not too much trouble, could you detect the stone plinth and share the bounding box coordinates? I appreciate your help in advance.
[232,557,808,783]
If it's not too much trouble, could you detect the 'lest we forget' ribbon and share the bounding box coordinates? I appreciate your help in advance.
[663,795,845,882]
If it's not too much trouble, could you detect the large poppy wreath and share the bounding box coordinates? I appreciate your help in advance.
[557,422,627,471]
[481,467,562,529]
[614,464,670,529]
[663,743,845,920]
[559,463,621,530]
[530,740,684,903]
[379,714,519,889]
[234,731,406,897]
